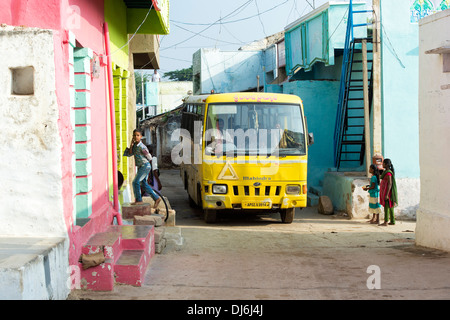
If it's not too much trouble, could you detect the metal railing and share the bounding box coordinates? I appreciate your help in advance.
[333,0,373,168]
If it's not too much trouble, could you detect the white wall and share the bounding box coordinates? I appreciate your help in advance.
[416,9,450,252]
[159,81,192,114]
[0,27,67,237]
[194,48,265,94]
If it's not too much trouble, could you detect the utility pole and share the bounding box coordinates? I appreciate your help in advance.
[141,71,145,106]
[372,0,382,158]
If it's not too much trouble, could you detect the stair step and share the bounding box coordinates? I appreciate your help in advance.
[108,225,154,250]
[82,230,122,261]
[309,185,323,197]
[307,193,319,207]
[122,202,154,219]
[79,225,155,291]
[114,250,148,287]
[342,140,364,145]
[78,260,115,291]
[112,225,155,287]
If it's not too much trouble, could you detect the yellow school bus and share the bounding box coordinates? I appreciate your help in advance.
[179,92,312,223]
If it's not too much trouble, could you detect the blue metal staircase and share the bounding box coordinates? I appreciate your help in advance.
[334,1,374,170]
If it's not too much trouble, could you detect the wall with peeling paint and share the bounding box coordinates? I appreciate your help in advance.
[0,27,67,237]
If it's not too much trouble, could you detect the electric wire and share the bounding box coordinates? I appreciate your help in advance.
[162,0,255,50]
[380,21,405,68]
[162,0,292,55]
[171,22,245,46]
[171,0,290,26]
[108,2,154,56]
[255,0,268,38]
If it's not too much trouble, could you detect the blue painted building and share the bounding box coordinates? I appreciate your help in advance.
[192,0,448,219]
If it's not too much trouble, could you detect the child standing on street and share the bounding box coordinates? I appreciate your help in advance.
[363,164,382,224]
[379,158,398,226]
[123,129,161,208]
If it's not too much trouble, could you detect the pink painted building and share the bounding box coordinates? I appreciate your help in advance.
[0,0,169,299]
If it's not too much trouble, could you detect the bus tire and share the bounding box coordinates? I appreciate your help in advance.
[197,184,203,209]
[188,194,196,208]
[204,209,217,224]
[280,208,295,224]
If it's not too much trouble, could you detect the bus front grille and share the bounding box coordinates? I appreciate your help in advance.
[232,185,282,197]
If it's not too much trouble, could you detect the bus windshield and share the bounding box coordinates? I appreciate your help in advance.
[205,103,306,156]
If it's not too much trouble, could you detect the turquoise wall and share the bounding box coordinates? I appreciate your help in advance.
[145,81,159,106]
[284,2,368,74]
[380,0,420,178]
[267,80,340,188]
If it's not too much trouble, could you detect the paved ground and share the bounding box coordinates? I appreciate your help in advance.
[69,169,450,301]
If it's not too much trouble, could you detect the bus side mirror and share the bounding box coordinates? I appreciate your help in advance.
[308,132,314,146]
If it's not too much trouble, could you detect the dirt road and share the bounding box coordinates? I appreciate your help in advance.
[69,169,450,301]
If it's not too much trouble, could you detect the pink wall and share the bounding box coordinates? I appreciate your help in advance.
[62,0,117,265]
[0,0,62,29]
[65,0,112,223]
[54,30,73,238]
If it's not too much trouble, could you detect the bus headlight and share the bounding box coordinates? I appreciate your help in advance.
[286,185,301,195]
[212,184,228,194]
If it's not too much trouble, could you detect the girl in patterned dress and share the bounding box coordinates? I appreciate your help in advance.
[363,164,382,224]
[379,159,398,226]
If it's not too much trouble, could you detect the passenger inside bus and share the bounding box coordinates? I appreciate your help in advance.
[205,118,235,155]
[205,104,306,156]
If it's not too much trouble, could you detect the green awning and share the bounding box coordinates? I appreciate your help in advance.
[125,0,169,35]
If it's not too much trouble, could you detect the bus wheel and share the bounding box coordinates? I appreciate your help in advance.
[188,194,196,208]
[280,208,295,224]
[197,184,203,209]
[204,209,217,224]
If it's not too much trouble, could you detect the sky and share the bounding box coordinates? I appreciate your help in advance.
[155,0,332,79]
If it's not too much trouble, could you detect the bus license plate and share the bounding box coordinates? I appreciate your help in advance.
[242,201,272,209]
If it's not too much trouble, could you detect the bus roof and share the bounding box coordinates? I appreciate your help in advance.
[183,92,302,105]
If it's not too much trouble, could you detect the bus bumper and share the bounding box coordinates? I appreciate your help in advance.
[203,195,306,210]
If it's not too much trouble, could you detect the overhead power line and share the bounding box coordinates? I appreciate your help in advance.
[163,0,254,50]
[171,0,289,26]
[171,23,244,46]
[254,0,268,38]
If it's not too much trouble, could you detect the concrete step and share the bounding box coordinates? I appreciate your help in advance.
[0,237,68,299]
[78,259,115,291]
[307,193,319,207]
[82,230,122,262]
[108,225,154,251]
[114,249,147,287]
[122,202,154,219]
[79,225,155,291]
[309,185,323,197]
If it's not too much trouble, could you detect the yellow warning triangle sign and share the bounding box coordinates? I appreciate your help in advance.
[218,161,239,180]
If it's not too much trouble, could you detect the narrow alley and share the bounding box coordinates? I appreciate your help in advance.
[69,169,450,301]
[1,0,450,304]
